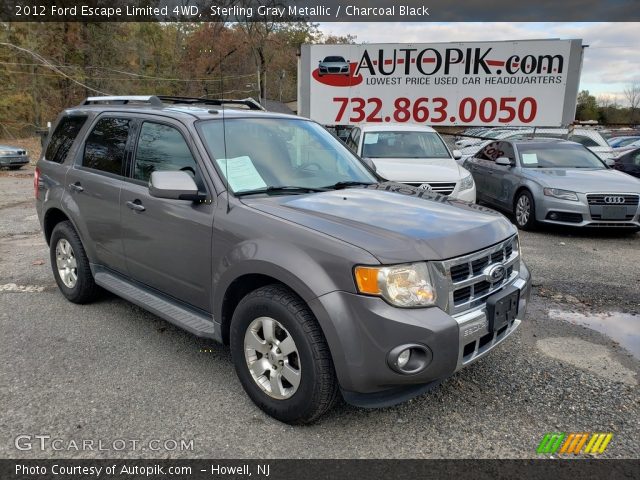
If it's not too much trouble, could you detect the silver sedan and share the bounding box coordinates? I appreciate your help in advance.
[0,144,30,169]
[464,139,640,231]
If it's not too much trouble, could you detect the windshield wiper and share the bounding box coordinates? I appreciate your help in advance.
[323,181,376,190]
[234,185,328,197]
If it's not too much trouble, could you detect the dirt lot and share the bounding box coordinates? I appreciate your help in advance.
[0,167,638,459]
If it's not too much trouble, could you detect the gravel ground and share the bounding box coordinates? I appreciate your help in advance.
[0,168,638,459]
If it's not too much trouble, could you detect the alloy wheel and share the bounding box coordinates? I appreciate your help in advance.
[244,316,301,400]
[55,238,78,288]
[516,195,531,226]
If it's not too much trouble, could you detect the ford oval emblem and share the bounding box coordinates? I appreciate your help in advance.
[485,264,506,283]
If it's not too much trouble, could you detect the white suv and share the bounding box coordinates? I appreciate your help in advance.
[345,123,476,202]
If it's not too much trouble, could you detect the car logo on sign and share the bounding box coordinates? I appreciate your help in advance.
[418,183,433,191]
[604,196,625,204]
[484,263,506,283]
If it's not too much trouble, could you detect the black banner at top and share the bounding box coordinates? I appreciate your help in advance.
[1,0,640,22]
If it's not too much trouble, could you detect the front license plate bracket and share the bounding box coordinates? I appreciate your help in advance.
[486,285,520,332]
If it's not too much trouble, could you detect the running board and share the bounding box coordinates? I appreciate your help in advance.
[93,267,220,342]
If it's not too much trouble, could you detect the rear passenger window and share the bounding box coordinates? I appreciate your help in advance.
[133,122,198,182]
[83,117,130,175]
[45,116,87,164]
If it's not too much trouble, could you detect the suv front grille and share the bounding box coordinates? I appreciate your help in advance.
[587,194,639,206]
[405,182,457,196]
[433,236,520,315]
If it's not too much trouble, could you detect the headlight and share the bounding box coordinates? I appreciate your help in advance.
[354,262,436,307]
[543,188,579,201]
[0,150,13,155]
[459,173,474,191]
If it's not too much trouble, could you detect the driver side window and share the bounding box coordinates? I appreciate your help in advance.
[133,122,198,182]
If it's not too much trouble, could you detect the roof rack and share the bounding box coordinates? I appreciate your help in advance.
[83,95,164,107]
[157,96,264,111]
[81,95,264,111]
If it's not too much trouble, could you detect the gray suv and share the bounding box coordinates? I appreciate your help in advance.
[36,95,531,424]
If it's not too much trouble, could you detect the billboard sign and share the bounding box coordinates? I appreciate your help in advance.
[299,39,583,127]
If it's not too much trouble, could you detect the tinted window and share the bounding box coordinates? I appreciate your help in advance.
[134,122,197,182]
[83,118,130,174]
[632,151,640,166]
[477,141,512,162]
[45,116,87,164]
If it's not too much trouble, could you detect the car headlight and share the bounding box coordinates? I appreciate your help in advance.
[0,150,13,155]
[459,173,474,191]
[543,188,579,201]
[354,262,436,307]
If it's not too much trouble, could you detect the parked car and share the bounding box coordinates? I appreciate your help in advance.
[0,145,30,169]
[464,139,640,230]
[36,95,531,424]
[458,128,614,163]
[608,135,640,148]
[318,56,350,76]
[345,123,476,202]
[611,139,640,157]
[613,147,640,178]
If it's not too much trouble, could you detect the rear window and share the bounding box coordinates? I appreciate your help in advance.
[83,117,131,175]
[45,116,87,164]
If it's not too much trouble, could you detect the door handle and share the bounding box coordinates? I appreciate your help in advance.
[69,182,84,192]
[126,200,146,212]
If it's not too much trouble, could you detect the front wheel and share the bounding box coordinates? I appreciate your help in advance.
[230,285,339,424]
[514,190,537,230]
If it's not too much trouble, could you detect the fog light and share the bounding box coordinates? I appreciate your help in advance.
[387,344,432,374]
[397,349,411,368]
[549,212,558,220]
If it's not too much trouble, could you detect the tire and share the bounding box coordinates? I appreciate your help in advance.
[514,190,537,230]
[230,284,339,424]
[49,221,99,304]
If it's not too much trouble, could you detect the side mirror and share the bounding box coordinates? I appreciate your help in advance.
[604,158,615,167]
[452,149,462,160]
[495,157,514,167]
[362,157,377,172]
[149,171,202,201]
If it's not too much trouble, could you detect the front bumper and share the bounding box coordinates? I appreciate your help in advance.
[308,261,531,405]
[537,193,640,228]
[0,155,29,166]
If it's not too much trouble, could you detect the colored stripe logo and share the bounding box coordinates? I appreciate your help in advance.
[537,433,613,455]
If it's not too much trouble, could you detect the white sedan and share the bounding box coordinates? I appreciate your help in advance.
[344,123,476,202]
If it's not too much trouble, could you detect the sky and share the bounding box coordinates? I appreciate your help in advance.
[317,22,639,105]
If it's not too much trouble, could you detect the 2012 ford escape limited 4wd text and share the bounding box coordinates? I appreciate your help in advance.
[36,96,532,424]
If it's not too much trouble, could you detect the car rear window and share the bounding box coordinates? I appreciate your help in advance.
[45,115,87,164]
[83,117,131,175]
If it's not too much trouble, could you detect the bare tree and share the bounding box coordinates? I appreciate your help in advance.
[624,81,640,122]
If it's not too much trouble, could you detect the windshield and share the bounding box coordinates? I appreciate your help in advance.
[323,56,345,62]
[362,131,450,159]
[197,118,376,194]
[517,144,606,169]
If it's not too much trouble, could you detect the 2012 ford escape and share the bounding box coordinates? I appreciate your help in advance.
[36,95,532,424]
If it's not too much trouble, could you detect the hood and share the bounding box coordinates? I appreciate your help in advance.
[241,183,515,264]
[524,168,640,192]
[369,157,462,183]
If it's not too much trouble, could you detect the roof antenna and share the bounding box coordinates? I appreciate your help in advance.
[221,51,230,214]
